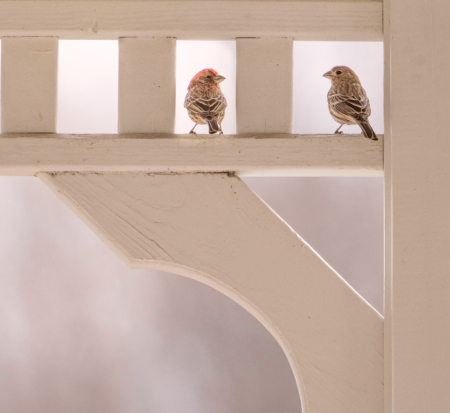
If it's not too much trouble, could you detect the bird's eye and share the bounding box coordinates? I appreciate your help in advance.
[207,75,212,79]
[336,71,342,75]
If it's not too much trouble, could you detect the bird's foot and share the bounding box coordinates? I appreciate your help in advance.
[218,131,224,135]
[189,131,197,135]
[334,131,343,135]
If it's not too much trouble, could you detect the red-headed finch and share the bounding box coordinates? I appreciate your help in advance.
[184,68,227,134]
[323,66,377,140]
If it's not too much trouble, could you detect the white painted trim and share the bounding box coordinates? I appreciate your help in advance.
[0,134,383,176]
[237,38,293,133]
[119,38,176,133]
[39,171,384,413]
[389,0,450,411]
[383,0,392,412]
[1,37,58,133]
[0,1,382,41]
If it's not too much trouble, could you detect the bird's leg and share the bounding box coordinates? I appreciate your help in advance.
[217,124,224,135]
[334,124,344,134]
[189,124,198,134]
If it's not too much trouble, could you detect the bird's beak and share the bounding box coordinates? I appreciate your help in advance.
[213,75,226,84]
[323,71,333,79]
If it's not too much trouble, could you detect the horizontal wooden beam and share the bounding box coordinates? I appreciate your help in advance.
[0,133,383,177]
[0,1,382,41]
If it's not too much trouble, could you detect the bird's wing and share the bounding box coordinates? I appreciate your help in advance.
[185,92,227,118]
[212,93,228,113]
[329,83,371,121]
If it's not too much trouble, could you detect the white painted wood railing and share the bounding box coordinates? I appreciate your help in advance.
[0,1,382,41]
[0,18,383,176]
[0,134,383,177]
[3,2,448,413]
[0,2,386,413]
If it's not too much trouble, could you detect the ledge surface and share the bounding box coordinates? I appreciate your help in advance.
[0,1,382,41]
[0,133,383,177]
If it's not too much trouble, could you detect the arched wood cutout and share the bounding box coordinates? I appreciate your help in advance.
[39,172,383,413]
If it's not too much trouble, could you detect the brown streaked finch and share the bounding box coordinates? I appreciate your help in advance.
[323,66,377,140]
[184,68,227,134]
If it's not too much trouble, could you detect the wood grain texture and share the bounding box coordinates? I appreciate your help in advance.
[0,1,382,41]
[1,37,58,133]
[383,1,392,412]
[389,1,450,412]
[0,0,383,2]
[119,38,176,133]
[39,171,384,413]
[0,133,383,176]
[237,38,293,133]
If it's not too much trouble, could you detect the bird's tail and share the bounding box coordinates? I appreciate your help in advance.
[357,121,378,140]
[208,118,220,134]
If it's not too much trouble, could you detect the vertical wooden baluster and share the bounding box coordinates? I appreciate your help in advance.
[119,37,176,133]
[236,38,293,134]
[1,37,58,133]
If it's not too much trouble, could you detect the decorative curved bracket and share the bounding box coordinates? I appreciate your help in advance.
[40,172,383,413]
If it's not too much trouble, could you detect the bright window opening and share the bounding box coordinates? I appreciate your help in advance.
[57,40,118,134]
[293,41,384,135]
[175,41,236,135]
